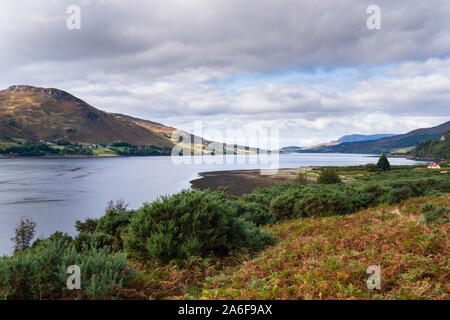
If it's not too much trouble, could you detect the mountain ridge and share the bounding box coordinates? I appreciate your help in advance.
[0,85,174,148]
[281,121,450,154]
[334,133,396,143]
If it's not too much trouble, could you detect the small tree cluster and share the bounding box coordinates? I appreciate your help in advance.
[12,217,36,251]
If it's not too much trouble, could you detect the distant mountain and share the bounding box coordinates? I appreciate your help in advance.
[334,134,395,143]
[281,133,393,153]
[0,85,174,149]
[279,146,304,153]
[309,121,450,154]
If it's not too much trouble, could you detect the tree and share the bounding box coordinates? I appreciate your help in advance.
[317,168,341,184]
[377,154,391,171]
[12,217,36,251]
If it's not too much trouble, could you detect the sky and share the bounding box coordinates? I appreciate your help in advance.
[1,0,450,147]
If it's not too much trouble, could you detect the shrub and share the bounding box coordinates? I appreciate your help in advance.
[381,181,425,204]
[364,163,380,172]
[270,187,304,220]
[0,239,134,300]
[124,189,274,263]
[32,231,73,249]
[72,232,115,252]
[238,201,275,226]
[293,186,353,218]
[377,154,391,171]
[74,200,134,251]
[421,202,449,225]
[296,172,308,184]
[75,218,98,234]
[317,168,341,184]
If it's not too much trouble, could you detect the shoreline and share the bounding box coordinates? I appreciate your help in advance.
[189,162,430,196]
[190,167,310,195]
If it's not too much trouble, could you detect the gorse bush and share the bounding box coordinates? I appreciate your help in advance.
[74,200,134,251]
[293,186,353,218]
[267,175,449,220]
[420,202,449,225]
[317,168,341,184]
[270,186,304,220]
[238,201,276,226]
[124,189,274,263]
[0,238,134,300]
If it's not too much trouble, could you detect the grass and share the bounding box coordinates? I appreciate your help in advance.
[92,148,118,157]
[392,146,415,155]
[199,196,449,300]
[0,140,19,149]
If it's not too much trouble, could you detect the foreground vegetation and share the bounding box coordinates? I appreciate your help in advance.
[0,164,448,300]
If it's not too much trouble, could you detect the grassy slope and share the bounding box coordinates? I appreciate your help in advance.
[200,196,449,300]
[0,86,174,148]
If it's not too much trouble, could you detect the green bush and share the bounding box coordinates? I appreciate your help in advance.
[270,186,304,220]
[293,187,353,218]
[364,163,380,172]
[124,189,274,263]
[73,232,115,252]
[420,202,449,225]
[74,200,134,251]
[317,168,341,184]
[238,202,275,226]
[265,172,449,221]
[0,239,134,300]
[32,231,73,249]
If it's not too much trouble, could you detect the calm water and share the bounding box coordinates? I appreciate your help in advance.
[0,153,423,255]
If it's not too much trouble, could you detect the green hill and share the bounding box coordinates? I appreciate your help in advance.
[409,132,450,161]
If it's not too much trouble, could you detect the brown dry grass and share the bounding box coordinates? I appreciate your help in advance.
[198,196,449,300]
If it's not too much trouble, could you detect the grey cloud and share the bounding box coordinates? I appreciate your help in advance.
[0,0,449,146]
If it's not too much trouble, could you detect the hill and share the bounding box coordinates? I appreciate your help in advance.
[0,85,174,148]
[305,121,450,154]
[281,133,394,153]
[279,146,304,153]
[335,133,395,143]
[409,132,450,161]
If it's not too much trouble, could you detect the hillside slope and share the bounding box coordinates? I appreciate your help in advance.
[410,132,450,161]
[335,133,395,143]
[309,121,450,154]
[0,85,174,148]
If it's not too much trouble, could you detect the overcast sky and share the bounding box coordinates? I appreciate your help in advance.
[1,0,450,147]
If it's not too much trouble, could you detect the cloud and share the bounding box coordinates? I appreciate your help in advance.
[0,0,449,146]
